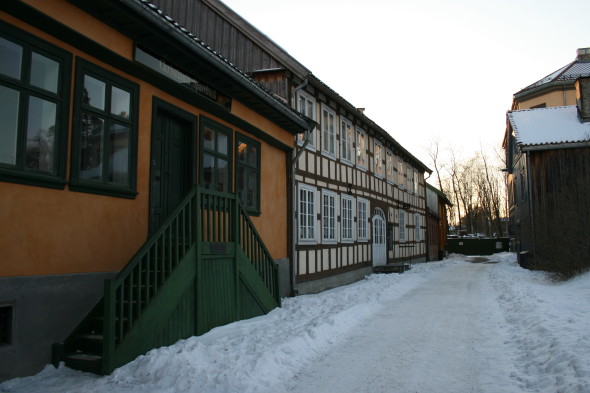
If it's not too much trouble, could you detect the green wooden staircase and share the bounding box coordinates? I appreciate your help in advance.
[55,187,281,375]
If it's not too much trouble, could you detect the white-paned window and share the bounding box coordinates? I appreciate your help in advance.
[358,197,369,241]
[298,184,316,243]
[374,141,384,178]
[386,150,394,183]
[296,91,316,148]
[321,105,336,157]
[415,213,421,241]
[398,159,404,188]
[405,165,410,190]
[340,117,353,164]
[341,195,354,242]
[413,170,419,195]
[399,210,406,241]
[322,190,337,243]
[356,128,367,169]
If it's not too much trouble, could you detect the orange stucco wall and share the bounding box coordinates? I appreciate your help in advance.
[517,89,577,109]
[0,1,293,277]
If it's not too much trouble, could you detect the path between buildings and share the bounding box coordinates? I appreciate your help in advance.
[280,262,518,393]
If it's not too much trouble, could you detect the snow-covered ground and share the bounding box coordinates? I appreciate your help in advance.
[1,253,589,393]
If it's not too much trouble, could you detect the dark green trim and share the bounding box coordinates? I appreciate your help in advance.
[0,20,71,190]
[235,132,261,216]
[70,58,139,199]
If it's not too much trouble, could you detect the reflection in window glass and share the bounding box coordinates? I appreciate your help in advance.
[26,96,56,172]
[83,75,105,110]
[0,37,22,80]
[202,153,214,189]
[30,52,59,94]
[203,127,215,151]
[0,86,20,165]
[216,158,228,192]
[217,133,228,155]
[79,113,104,180]
[108,124,129,185]
[111,86,130,118]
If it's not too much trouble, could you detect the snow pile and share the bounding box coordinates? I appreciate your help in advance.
[0,261,446,393]
[489,253,590,393]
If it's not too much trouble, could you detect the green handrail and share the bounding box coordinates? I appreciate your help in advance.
[102,187,198,373]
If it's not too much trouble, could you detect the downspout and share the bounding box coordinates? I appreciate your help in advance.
[526,152,535,255]
[290,78,310,296]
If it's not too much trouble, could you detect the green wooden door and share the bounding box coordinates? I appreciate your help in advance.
[150,107,193,234]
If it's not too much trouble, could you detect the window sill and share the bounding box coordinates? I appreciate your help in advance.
[69,182,138,199]
[0,169,66,190]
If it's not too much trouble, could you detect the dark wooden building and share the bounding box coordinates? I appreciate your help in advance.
[425,183,452,261]
[504,77,590,274]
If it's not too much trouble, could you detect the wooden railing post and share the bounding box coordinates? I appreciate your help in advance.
[102,279,116,375]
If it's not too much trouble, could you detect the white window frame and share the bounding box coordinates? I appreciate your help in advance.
[341,194,355,242]
[357,197,369,241]
[321,104,337,158]
[398,159,404,188]
[321,189,338,244]
[298,183,317,244]
[399,210,407,242]
[296,91,316,150]
[340,117,354,165]
[374,141,384,178]
[386,149,394,183]
[356,127,367,170]
[415,213,421,241]
[413,170,419,195]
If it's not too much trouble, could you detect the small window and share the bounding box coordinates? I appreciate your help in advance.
[0,305,13,346]
[386,150,394,183]
[398,159,404,188]
[399,210,407,241]
[415,213,421,241]
[322,190,337,243]
[341,195,354,242]
[358,197,369,241]
[70,59,139,198]
[374,142,384,178]
[356,128,367,169]
[413,170,419,195]
[340,118,353,164]
[0,22,72,189]
[201,117,232,193]
[236,133,260,215]
[321,105,336,158]
[296,91,316,149]
[298,184,317,244]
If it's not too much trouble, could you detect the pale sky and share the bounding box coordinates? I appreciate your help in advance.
[221,0,590,168]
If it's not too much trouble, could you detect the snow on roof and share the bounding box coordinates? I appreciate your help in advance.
[508,106,590,148]
[516,62,590,96]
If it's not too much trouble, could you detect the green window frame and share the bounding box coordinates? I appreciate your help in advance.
[200,117,232,193]
[236,133,261,215]
[70,59,139,198]
[0,21,71,189]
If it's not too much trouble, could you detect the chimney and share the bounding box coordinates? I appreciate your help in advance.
[576,48,590,62]
[576,77,590,122]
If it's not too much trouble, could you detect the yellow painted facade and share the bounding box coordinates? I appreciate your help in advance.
[0,1,295,277]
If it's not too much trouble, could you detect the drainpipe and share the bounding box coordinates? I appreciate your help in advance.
[526,152,535,256]
[290,78,311,297]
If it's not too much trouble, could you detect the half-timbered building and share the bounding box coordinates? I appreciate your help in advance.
[0,0,310,380]
[153,0,432,295]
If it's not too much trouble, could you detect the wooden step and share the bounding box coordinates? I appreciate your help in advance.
[373,263,411,274]
[64,352,103,374]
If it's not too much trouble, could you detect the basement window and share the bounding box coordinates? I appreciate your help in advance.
[0,305,13,346]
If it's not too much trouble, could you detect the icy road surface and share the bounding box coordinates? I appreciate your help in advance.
[2,253,589,393]
[283,262,516,393]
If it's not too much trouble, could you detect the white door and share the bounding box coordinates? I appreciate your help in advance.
[372,209,387,266]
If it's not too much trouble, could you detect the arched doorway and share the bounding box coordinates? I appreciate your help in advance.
[372,208,387,266]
